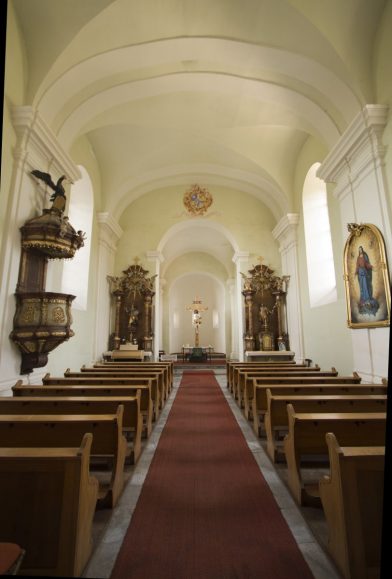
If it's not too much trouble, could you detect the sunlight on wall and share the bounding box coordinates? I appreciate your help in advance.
[303,163,337,308]
[61,166,94,310]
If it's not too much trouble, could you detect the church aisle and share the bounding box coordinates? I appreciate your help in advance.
[105,370,324,579]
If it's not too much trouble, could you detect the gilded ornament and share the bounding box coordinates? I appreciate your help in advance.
[52,306,66,324]
[183,184,213,216]
[21,305,36,324]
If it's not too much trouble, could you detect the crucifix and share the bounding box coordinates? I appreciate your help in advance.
[186,296,208,347]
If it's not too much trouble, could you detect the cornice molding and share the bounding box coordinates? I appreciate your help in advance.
[317,105,389,190]
[96,212,123,243]
[11,106,81,182]
[146,251,164,264]
[232,251,249,265]
[272,213,299,246]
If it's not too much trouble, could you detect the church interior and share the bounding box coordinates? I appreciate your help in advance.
[0,1,391,577]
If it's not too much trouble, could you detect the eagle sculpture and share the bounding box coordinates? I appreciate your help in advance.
[31,170,67,212]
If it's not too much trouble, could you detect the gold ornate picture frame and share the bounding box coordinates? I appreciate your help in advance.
[343,223,390,328]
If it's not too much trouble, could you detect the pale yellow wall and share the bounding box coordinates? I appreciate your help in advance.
[293,137,354,373]
[116,185,280,274]
[45,138,103,373]
[1,2,27,255]
[374,0,392,211]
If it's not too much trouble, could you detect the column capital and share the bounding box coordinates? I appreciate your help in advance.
[96,212,123,250]
[272,214,299,249]
[232,251,249,265]
[11,105,81,182]
[317,104,389,199]
[146,251,164,264]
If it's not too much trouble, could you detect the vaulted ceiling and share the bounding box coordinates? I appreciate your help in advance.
[12,0,387,230]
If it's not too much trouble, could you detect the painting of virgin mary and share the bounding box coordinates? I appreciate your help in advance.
[344,224,390,328]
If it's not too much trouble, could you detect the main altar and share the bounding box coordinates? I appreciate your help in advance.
[241,261,292,356]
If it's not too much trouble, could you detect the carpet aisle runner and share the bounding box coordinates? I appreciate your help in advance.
[110,371,315,579]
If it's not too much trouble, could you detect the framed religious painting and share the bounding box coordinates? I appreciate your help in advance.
[343,223,391,328]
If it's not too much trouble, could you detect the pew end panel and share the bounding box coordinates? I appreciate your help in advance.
[319,433,385,579]
[0,433,98,577]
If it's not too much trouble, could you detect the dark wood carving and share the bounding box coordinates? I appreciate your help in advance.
[108,260,156,352]
[241,262,290,352]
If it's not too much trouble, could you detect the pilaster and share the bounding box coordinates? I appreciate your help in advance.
[272,214,304,362]
[147,251,164,360]
[232,251,249,361]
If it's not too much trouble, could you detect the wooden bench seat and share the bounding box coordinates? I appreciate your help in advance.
[91,362,174,390]
[226,361,302,390]
[252,382,387,436]
[83,364,172,395]
[0,406,128,509]
[43,373,161,422]
[264,392,387,462]
[0,394,143,464]
[282,405,386,506]
[0,433,98,577]
[12,382,153,438]
[319,433,385,579]
[237,368,337,409]
[245,372,363,421]
[68,368,169,405]
[232,364,322,399]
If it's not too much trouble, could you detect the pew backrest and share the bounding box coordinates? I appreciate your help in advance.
[0,433,98,577]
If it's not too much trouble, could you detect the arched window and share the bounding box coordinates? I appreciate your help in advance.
[302,163,337,307]
[61,166,94,310]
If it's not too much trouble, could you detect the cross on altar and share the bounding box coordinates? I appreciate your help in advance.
[186,296,208,347]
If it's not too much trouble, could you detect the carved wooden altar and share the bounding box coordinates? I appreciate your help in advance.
[241,263,290,352]
[107,261,156,352]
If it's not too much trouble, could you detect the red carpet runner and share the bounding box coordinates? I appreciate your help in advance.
[110,371,314,579]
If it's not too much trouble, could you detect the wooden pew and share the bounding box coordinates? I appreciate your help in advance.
[92,362,174,390]
[319,433,385,579]
[68,368,168,405]
[264,391,387,462]
[230,363,318,398]
[12,382,153,438]
[0,406,128,509]
[84,364,172,395]
[0,393,143,464]
[282,404,386,506]
[252,382,387,436]
[0,433,98,577]
[226,361,300,390]
[246,372,363,422]
[237,368,337,409]
[43,373,161,422]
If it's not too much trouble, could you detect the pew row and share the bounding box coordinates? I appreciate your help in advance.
[282,404,386,506]
[0,433,98,577]
[319,433,385,579]
[0,406,128,509]
[0,393,143,464]
[93,361,173,389]
[12,382,153,438]
[226,361,302,390]
[232,364,323,400]
[264,391,387,462]
[44,372,160,420]
[237,368,338,409]
[66,368,168,405]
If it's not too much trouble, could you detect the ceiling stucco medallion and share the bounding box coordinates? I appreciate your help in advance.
[183,184,213,216]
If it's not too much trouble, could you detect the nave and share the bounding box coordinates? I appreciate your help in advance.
[84,367,340,579]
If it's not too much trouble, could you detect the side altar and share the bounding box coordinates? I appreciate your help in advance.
[107,260,156,355]
[241,261,291,356]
